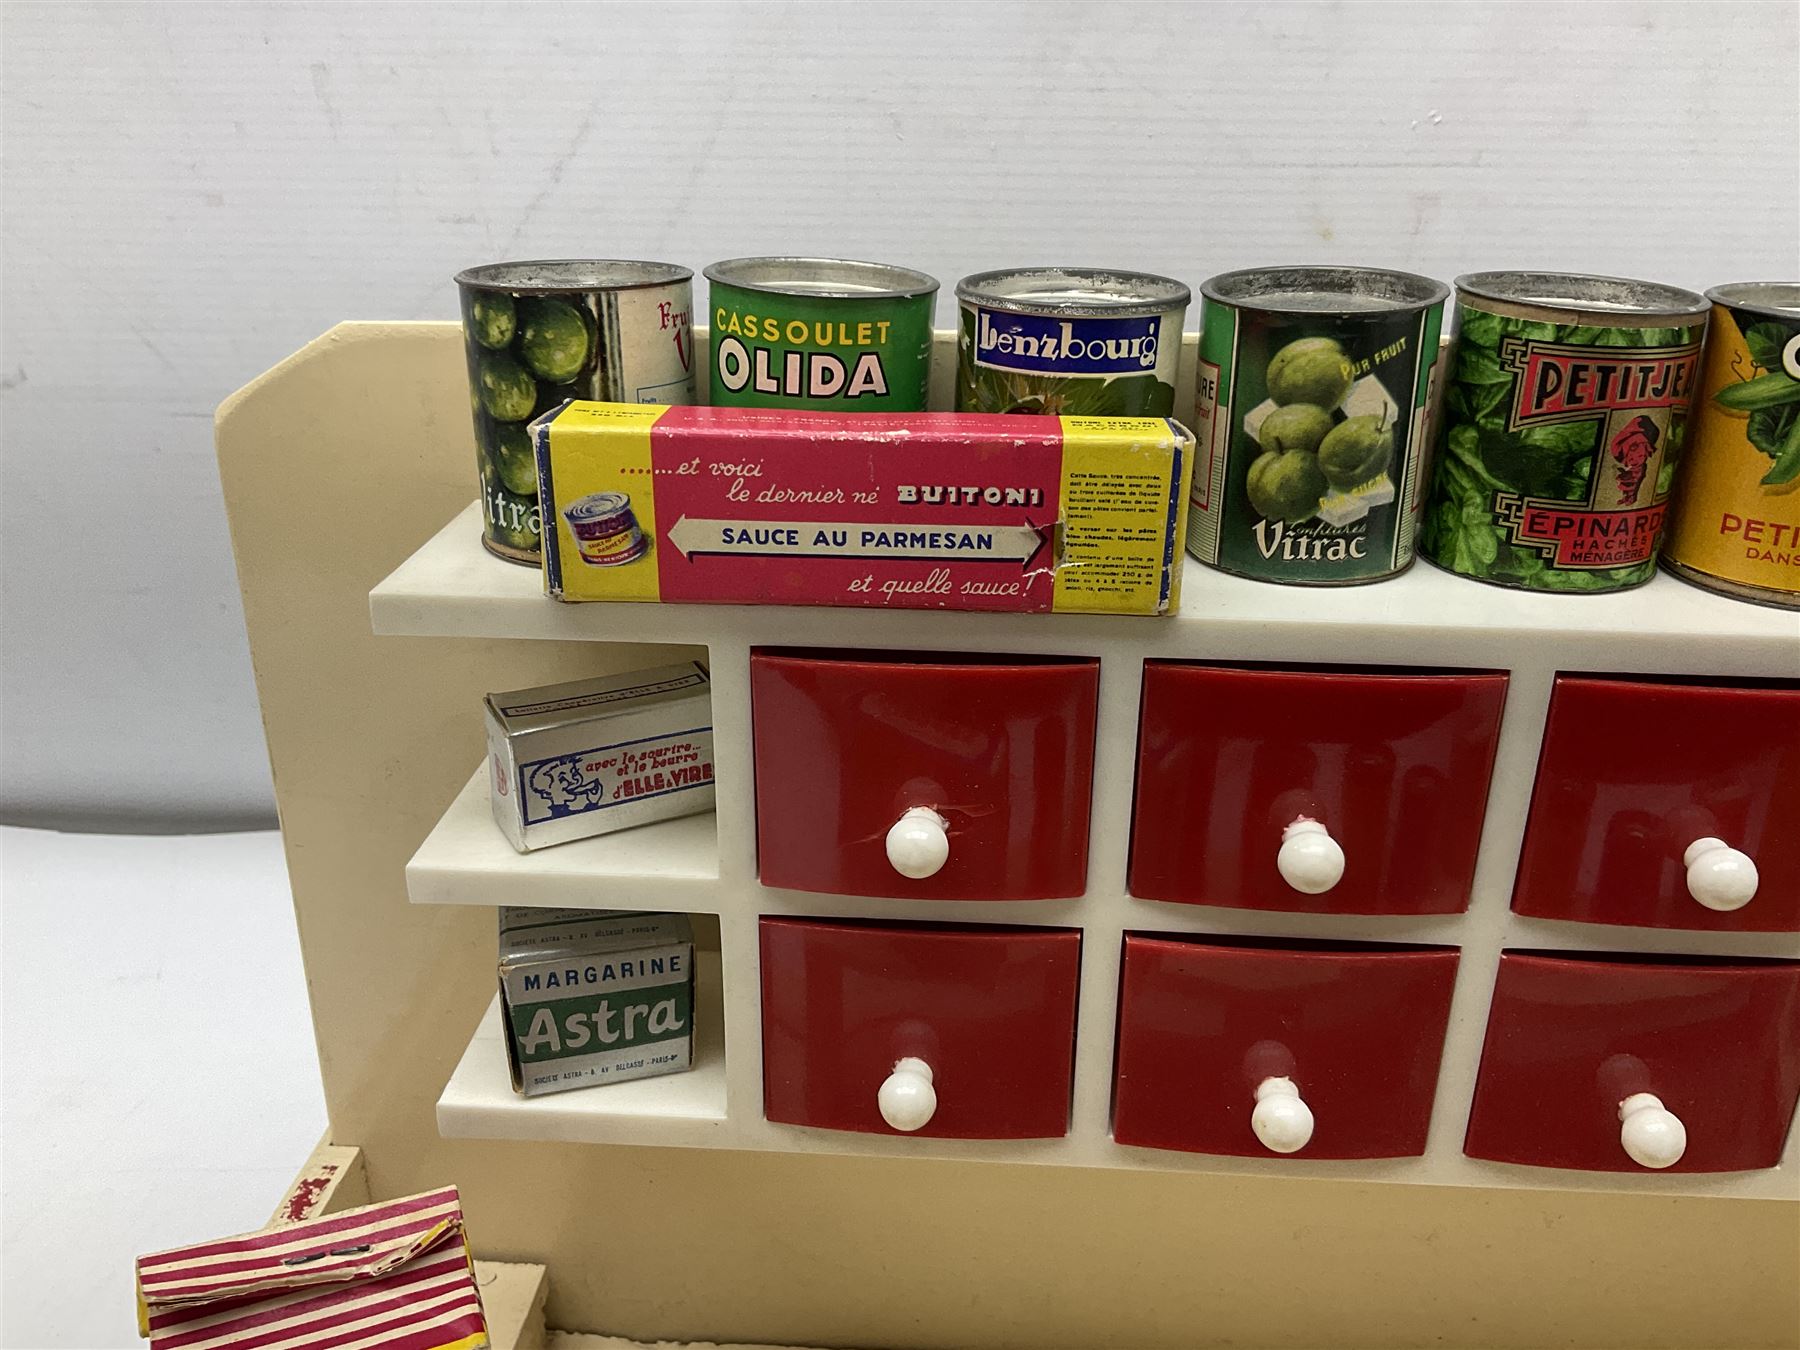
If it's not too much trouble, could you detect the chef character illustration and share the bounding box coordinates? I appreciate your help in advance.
[528,755,603,813]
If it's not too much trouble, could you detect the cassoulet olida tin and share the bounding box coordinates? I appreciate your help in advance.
[1419,271,1708,593]
[704,256,938,411]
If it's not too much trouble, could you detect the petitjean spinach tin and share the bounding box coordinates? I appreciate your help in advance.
[1662,282,1800,609]
[704,256,937,411]
[954,267,1190,416]
[1189,266,1449,585]
[457,259,695,564]
[1419,271,1708,593]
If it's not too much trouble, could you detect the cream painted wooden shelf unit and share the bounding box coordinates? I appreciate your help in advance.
[222,322,1800,1348]
[372,498,1800,1200]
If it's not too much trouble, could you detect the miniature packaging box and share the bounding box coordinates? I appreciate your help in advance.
[534,401,1195,615]
[485,662,714,852]
[136,1186,488,1350]
[499,908,695,1097]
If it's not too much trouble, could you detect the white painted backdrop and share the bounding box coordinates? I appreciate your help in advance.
[2,0,1795,828]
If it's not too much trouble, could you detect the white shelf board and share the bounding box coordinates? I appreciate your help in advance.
[408,768,720,910]
[371,502,1800,674]
[437,951,729,1147]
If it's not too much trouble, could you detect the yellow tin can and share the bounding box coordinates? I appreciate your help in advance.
[1663,282,1800,609]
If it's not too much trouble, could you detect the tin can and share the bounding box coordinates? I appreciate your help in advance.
[703,256,937,411]
[562,491,650,567]
[1188,266,1449,585]
[1419,271,1709,593]
[954,267,1190,416]
[1661,283,1800,609]
[456,259,696,564]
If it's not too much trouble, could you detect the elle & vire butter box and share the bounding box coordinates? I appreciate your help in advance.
[499,908,695,1098]
[485,662,714,852]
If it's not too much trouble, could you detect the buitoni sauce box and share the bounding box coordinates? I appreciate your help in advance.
[532,402,1194,615]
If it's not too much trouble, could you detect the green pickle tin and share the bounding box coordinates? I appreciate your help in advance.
[954,267,1190,416]
[1660,282,1800,610]
[1189,266,1450,585]
[1419,271,1709,593]
[457,259,696,564]
[704,256,938,411]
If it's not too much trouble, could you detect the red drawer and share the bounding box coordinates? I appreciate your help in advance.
[752,651,1099,899]
[759,917,1081,1138]
[1129,664,1507,914]
[1513,677,1800,932]
[1113,936,1459,1158]
[1465,953,1800,1173]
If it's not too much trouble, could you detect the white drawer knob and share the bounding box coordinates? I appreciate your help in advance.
[1683,837,1758,912]
[1251,1075,1314,1154]
[1277,818,1344,894]
[879,1056,936,1132]
[1619,1092,1686,1169]
[885,807,949,880]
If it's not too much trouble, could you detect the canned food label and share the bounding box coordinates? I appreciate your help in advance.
[1420,306,1704,591]
[1187,298,1443,583]
[498,909,694,1096]
[463,280,695,560]
[709,288,933,411]
[1663,303,1800,596]
[958,305,1181,416]
[971,308,1162,375]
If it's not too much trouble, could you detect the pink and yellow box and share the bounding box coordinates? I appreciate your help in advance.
[533,401,1195,615]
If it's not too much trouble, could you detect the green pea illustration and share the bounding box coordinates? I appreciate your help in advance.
[487,420,538,496]
[516,299,591,383]
[478,351,538,422]
[469,292,516,350]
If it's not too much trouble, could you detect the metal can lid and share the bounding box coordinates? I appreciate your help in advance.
[1705,282,1800,319]
[704,256,938,301]
[1455,271,1708,325]
[564,491,634,523]
[1202,265,1448,314]
[455,259,692,293]
[955,267,1190,318]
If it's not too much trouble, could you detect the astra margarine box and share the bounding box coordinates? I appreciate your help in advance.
[498,908,694,1098]
[533,401,1195,615]
[485,662,714,853]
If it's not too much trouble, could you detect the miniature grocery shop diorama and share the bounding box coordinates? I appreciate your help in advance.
[379,255,1800,1180]
[172,249,1800,1348]
[429,258,1798,1148]
[425,259,1800,1159]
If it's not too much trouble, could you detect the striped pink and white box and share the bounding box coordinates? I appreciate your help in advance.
[135,1186,488,1350]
